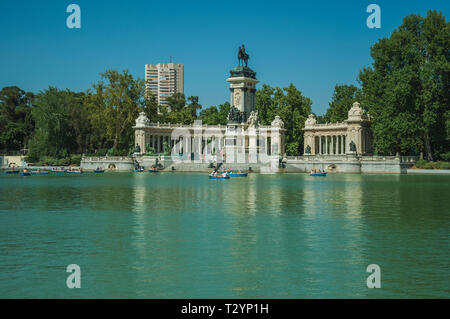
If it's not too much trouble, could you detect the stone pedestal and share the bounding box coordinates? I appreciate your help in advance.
[227,66,259,122]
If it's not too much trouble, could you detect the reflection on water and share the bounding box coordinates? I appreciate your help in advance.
[0,172,449,298]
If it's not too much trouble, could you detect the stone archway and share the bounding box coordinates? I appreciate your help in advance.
[108,163,116,170]
[327,164,337,173]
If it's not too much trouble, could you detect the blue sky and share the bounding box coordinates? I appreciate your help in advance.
[0,0,448,115]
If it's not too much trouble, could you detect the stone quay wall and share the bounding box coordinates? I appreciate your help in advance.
[81,155,417,174]
[80,156,136,171]
[284,155,417,174]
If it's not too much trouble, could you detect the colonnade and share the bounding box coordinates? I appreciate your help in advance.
[144,129,281,158]
[146,134,226,156]
[316,135,347,155]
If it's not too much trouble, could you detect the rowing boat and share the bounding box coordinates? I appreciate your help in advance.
[229,172,248,177]
[31,171,49,175]
[310,172,327,176]
[209,175,230,179]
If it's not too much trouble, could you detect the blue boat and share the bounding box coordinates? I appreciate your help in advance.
[310,172,327,177]
[148,168,158,173]
[52,169,66,173]
[229,172,248,177]
[20,172,31,176]
[93,169,105,173]
[209,175,230,179]
[67,169,82,174]
[31,171,49,175]
[5,170,19,174]
[133,168,145,173]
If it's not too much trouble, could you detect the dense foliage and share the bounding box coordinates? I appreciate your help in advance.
[0,86,34,152]
[255,84,312,155]
[323,85,362,123]
[198,102,230,125]
[358,10,449,159]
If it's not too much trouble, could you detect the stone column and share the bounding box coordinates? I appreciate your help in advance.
[331,136,334,155]
[248,126,258,163]
[271,128,281,157]
[134,129,145,154]
[319,136,322,155]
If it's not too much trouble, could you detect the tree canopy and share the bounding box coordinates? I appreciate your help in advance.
[27,87,83,160]
[358,10,449,159]
[255,83,312,155]
[198,102,230,125]
[85,70,144,153]
[0,86,34,152]
[323,85,362,123]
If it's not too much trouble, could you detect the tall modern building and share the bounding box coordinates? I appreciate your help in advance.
[145,63,184,109]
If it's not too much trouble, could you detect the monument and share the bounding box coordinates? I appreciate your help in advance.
[227,45,258,123]
[130,46,286,170]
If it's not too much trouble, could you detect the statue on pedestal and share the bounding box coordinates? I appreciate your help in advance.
[305,145,311,154]
[238,45,250,67]
[247,110,259,128]
[349,141,356,152]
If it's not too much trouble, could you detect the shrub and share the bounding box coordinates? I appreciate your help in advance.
[441,152,450,162]
[145,147,156,156]
[415,159,427,168]
[423,162,435,169]
[436,161,450,170]
[70,155,82,166]
[96,149,108,156]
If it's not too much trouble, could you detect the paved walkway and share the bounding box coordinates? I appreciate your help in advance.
[407,169,450,174]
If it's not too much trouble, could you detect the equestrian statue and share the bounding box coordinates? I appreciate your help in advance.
[238,44,250,67]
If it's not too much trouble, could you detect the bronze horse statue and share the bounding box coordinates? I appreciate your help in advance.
[238,45,250,67]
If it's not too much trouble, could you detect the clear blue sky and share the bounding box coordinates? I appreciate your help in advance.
[0,0,448,115]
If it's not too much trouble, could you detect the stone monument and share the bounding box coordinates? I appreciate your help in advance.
[227,45,259,123]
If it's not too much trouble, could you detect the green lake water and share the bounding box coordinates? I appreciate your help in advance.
[0,172,449,298]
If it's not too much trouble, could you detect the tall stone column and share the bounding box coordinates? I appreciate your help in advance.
[134,129,146,154]
[319,136,322,155]
[248,126,258,163]
[331,136,334,155]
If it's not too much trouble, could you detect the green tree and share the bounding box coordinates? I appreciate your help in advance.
[85,70,144,153]
[160,94,202,125]
[0,86,34,152]
[27,87,77,161]
[143,91,159,123]
[198,102,230,125]
[359,10,449,159]
[256,83,312,155]
[324,85,362,123]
